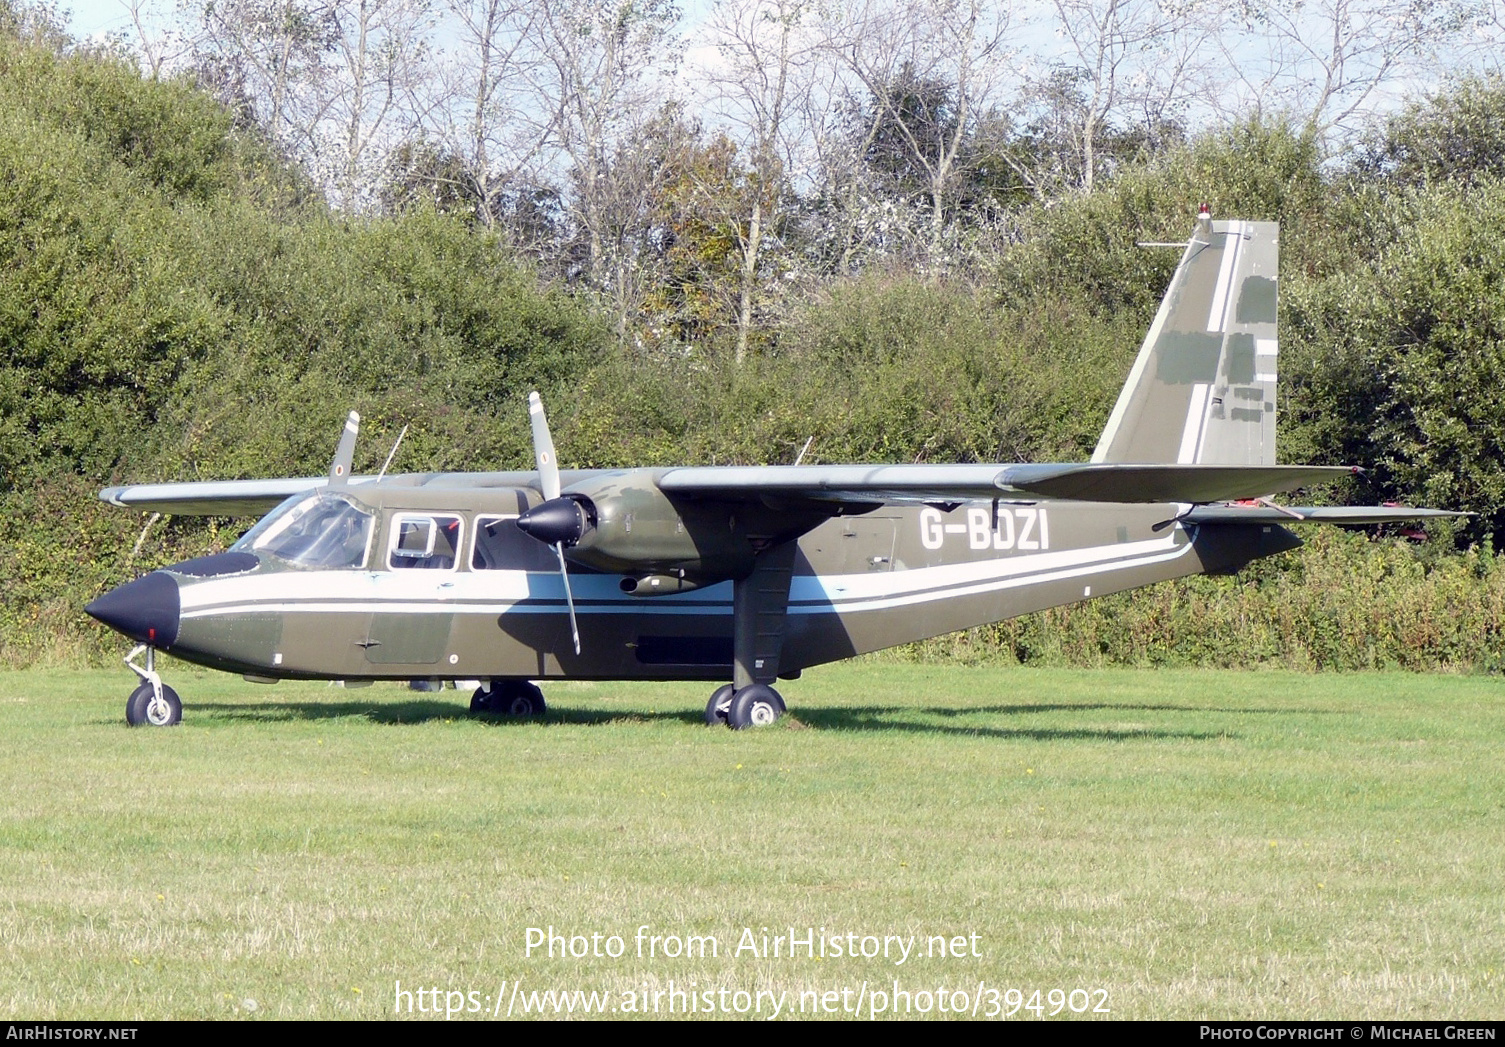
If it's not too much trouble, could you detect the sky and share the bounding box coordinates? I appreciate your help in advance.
[52,0,1498,149]
[63,0,145,41]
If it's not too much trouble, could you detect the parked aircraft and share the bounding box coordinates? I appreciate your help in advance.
[86,211,1455,728]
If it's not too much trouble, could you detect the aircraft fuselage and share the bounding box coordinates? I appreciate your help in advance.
[90,481,1300,685]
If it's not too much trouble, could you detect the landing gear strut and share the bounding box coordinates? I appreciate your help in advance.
[707,542,797,729]
[123,644,181,727]
[470,680,546,716]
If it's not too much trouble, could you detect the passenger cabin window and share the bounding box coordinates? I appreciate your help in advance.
[473,515,560,571]
[389,514,462,570]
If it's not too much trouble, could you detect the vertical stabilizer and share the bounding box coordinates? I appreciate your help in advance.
[1092,214,1279,466]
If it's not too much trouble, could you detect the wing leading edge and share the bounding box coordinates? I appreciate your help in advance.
[656,462,1358,506]
[100,462,1373,517]
[100,477,329,516]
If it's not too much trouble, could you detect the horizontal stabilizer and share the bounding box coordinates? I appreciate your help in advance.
[1184,505,1466,525]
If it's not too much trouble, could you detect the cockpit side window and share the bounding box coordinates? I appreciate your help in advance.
[472,515,559,571]
[233,493,374,569]
[389,514,462,570]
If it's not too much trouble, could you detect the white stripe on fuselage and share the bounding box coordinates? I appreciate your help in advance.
[176,530,1193,621]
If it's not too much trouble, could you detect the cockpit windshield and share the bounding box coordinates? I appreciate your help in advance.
[230,492,374,569]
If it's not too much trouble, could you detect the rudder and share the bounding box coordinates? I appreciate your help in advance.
[1091,211,1279,466]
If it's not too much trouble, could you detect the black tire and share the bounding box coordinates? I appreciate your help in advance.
[524,682,546,715]
[494,680,545,716]
[726,684,782,730]
[126,683,182,727]
[469,686,494,713]
[704,684,736,726]
[515,682,546,716]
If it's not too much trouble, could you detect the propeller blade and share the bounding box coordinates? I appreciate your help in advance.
[528,394,579,654]
[529,391,560,501]
[328,410,359,486]
[554,542,580,655]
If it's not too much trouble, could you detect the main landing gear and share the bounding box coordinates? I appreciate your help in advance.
[123,644,182,727]
[470,679,547,716]
[702,541,798,730]
[704,683,786,730]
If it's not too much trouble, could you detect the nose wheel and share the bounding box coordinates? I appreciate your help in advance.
[127,682,182,726]
[122,644,181,726]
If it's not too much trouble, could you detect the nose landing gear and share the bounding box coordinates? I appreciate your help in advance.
[123,644,182,727]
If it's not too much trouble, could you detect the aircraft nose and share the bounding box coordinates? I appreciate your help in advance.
[85,572,181,648]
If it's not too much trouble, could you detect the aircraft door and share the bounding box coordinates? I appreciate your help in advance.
[838,516,899,573]
[362,513,463,667]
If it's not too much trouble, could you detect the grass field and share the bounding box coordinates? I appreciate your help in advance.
[2,663,1501,1020]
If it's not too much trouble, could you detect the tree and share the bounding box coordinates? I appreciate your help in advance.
[1217,0,1472,138]
[698,0,823,360]
[190,0,434,209]
[319,0,433,208]
[525,0,682,341]
[1029,0,1209,195]
[828,0,1017,234]
[408,0,552,230]
[193,0,339,145]
[1348,73,1505,188]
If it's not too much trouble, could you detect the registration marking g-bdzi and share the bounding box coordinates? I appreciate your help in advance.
[919,506,1049,551]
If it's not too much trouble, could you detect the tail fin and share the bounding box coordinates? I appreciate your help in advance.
[1091,212,1279,466]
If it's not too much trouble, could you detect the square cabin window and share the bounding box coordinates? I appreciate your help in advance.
[388,514,462,570]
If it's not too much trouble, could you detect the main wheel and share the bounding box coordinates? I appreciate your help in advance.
[470,686,494,713]
[126,683,182,727]
[726,684,783,730]
[493,680,546,716]
[704,684,736,726]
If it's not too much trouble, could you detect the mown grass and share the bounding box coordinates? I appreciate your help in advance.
[2,664,1501,1020]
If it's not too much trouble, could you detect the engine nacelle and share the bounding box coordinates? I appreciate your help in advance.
[561,469,756,579]
[516,469,838,584]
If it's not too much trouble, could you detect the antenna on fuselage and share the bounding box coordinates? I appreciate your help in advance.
[328,410,360,486]
[376,425,408,482]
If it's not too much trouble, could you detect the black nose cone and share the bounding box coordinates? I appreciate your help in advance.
[517,497,589,547]
[85,572,180,648]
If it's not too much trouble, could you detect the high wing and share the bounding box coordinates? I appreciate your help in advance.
[656,462,1358,507]
[98,470,553,516]
[96,216,1443,524]
[100,462,1365,519]
[100,477,329,516]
